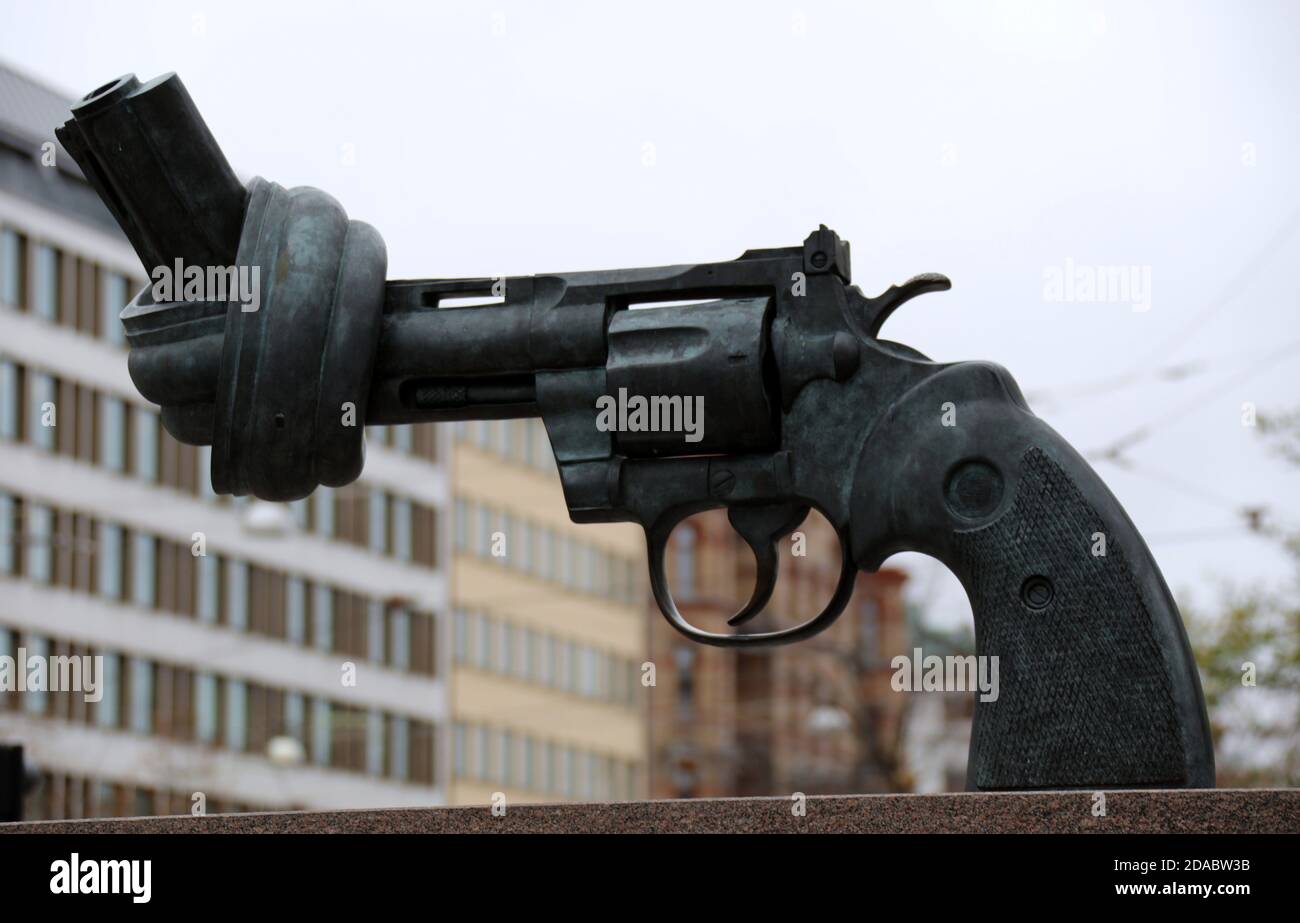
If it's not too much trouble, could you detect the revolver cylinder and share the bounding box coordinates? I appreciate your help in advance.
[606,296,778,457]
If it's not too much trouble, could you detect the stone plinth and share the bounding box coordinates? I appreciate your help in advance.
[2,789,1296,834]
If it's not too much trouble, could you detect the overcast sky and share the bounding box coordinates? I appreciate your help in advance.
[2,0,1297,630]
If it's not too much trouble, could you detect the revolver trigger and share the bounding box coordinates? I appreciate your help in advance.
[725,502,809,627]
[727,538,777,627]
[861,272,952,338]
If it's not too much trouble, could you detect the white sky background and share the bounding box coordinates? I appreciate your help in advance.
[1,0,1297,632]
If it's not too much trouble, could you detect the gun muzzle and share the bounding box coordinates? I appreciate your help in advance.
[56,73,247,273]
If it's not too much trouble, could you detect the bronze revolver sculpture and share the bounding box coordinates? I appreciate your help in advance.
[59,73,1214,791]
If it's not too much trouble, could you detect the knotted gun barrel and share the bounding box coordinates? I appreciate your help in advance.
[60,73,388,501]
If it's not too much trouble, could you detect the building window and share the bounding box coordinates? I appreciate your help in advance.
[33,244,58,321]
[29,372,55,451]
[582,753,597,800]
[367,600,385,664]
[126,532,155,608]
[522,737,536,790]
[453,499,468,551]
[516,520,532,573]
[101,273,128,346]
[96,522,122,599]
[366,710,385,775]
[99,396,126,471]
[575,542,590,591]
[224,680,247,751]
[568,641,583,693]
[625,560,640,604]
[310,698,331,766]
[25,503,52,583]
[97,653,121,729]
[314,486,335,538]
[198,445,215,500]
[538,634,554,687]
[452,722,467,777]
[519,628,536,682]
[562,747,576,798]
[560,538,576,587]
[500,420,515,459]
[542,742,557,794]
[520,420,536,467]
[390,716,409,780]
[0,360,18,440]
[477,615,494,671]
[494,621,510,675]
[0,493,13,575]
[586,649,603,698]
[499,730,513,785]
[195,673,217,743]
[452,609,469,663]
[476,505,491,557]
[411,502,436,568]
[499,512,515,564]
[286,577,306,642]
[0,228,24,307]
[128,657,153,733]
[390,607,411,670]
[609,656,627,706]
[312,584,333,651]
[391,497,412,562]
[552,536,567,585]
[539,528,555,580]
[368,490,388,555]
[284,691,305,742]
[132,408,158,481]
[475,726,490,780]
[574,546,588,592]
[197,555,220,623]
[226,560,248,629]
[23,636,49,715]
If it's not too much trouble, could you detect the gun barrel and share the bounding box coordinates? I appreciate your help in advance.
[363,306,536,423]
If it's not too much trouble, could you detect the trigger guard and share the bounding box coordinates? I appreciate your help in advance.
[646,510,858,648]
